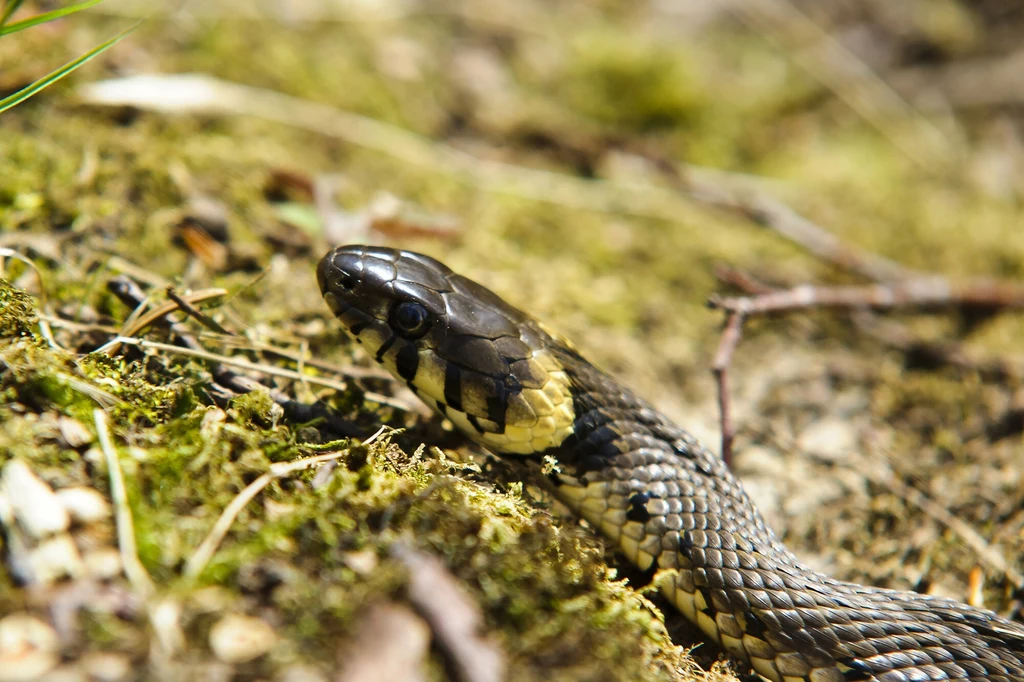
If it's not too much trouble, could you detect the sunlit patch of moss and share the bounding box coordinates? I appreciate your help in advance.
[0,280,38,338]
[552,31,707,134]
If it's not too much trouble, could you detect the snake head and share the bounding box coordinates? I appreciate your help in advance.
[317,245,577,455]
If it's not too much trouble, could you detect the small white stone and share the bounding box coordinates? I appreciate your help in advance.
[27,535,84,584]
[2,461,69,539]
[209,614,276,664]
[341,551,378,577]
[797,418,856,462]
[0,614,60,682]
[149,599,185,657]
[55,488,111,525]
[81,652,131,682]
[82,549,122,581]
[57,418,93,449]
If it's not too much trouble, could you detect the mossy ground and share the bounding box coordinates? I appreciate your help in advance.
[2,1,1024,680]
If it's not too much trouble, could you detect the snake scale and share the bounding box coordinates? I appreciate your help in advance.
[317,244,1024,682]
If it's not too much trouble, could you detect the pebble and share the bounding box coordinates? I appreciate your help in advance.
[55,488,111,526]
[341,551,378,577]
[0,614,60,682]
[209,614,277,664]
[2,460,69,539]
[26,535,84,584]
[797,418,857,462]
[57,418,94,449]
[81,652,131,682]
[82,548,123,581]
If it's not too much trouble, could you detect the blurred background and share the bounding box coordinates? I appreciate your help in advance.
[3,1,1024,680]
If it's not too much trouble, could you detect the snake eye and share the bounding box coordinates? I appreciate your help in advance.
[390,301,431,338]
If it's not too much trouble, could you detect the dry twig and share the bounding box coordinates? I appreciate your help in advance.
[708,274,1024,465]
[392,543,505,682]
[94,408,155,598]
[335,602,431,682]
[709,279,1024,316]
[712,312,745,468]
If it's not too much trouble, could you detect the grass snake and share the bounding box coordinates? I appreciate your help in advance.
[317,244,1024,682]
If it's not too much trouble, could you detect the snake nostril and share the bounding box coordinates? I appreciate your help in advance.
[337,273,357,291]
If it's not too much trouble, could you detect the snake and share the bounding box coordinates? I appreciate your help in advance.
[317,244,1024,682]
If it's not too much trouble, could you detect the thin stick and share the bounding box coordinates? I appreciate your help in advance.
[108,336,411,411]
[104,287,228,356]
[712,265,775,296]
[165,286,234,335]
[94,408,155,598]
[183,449,351,580]
[709,278,1024,316]
[707,274,1024,469]
[712,312,745,467]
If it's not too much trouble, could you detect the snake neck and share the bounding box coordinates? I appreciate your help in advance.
[544,345,789,562]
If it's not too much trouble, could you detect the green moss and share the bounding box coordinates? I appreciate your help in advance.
[554,32,707,132]
[0,280,37,339]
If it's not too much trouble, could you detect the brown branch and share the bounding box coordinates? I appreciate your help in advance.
[709,278,1024,316]
[712,312,746,468]
[707,275,1024,468]
[165,286,234,335]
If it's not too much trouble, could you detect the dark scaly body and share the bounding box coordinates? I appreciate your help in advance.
[317,245,1024,682]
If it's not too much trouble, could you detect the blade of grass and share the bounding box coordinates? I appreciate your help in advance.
[0,0,106,36]
[0,20,139,115]
[0,0,27,27]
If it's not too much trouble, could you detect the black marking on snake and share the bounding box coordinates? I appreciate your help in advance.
[374,333,397,363]
[485,389,506,432]
[467,414,484,433]
[696,587,714,614]
[395,343,419,381]
[678,531,695,559]
[443,363,462,411]
[743,610,767,638]
[348,320,370,335]
[627,491,653,523]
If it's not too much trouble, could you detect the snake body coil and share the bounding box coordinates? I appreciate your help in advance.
[318,245,1024,682]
